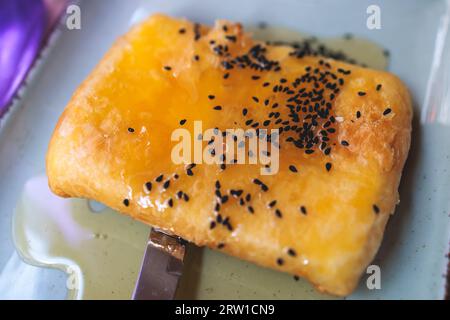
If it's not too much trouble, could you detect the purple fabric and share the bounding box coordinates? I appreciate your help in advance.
[0,0,46,117]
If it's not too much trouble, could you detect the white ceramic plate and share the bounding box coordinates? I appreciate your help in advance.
[0,0,449,299]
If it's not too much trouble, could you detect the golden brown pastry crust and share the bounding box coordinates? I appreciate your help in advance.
[47,14,412,296]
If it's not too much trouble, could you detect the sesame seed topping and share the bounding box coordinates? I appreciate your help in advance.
[217,243,225,249]
[275,209,282,218]
[213,105,222,111]
[163,66,172,71]
[289,165,298,173]
[179,119,187,125]
[276,258,284,266]
[145,182,152,192]
[242,108,248,116]
[163,180,170,189]
[300,206,307,215]
[247,206,254,214]
[123,199,129,207]
[208,95,215,100]
[127,127,135,133]
[373,204,380,214]
[225,35,237,42]
[341,140,349,146]
[178,28,186,34]
[155,174,164,182]
[383,108,392,116]
[358,91,366,96]
[268,200,277,208]
[167,198,173,207]
[356,111,361,118]
[376,84,382,91]
[287,248,297,257]
[325,162,332,171]
[210,221,216,229]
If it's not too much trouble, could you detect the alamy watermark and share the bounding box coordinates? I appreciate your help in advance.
[171,121,280,175]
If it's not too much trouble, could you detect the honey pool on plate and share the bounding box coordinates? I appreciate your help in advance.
[12,26,388,299]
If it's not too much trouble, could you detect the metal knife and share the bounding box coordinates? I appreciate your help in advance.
[132,228,186,300]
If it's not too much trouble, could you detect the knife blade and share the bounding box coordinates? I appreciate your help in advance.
[132,228,186,300]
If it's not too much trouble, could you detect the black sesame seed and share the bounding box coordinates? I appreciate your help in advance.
[376,84,382,91]
[127,127,135,133]
[215,180,221,189]
[289,165,298,173]
[356,111,361,118]
[373,204,380,214]
[179,119,187,125]
[194,55,200,61]
[186,169,194,176]
[163,180,170,189]
[276,258,284,266]
[208,95,215,100]
[275,209,282,218]
[383,108,392,116]
[168,198,173,207]
[341,140,349,146]
[183,193,189,202]
[217,243,225,249]
[176,191,183,199]
[287,248,297,257]
[163,66,172,71]
[145,182,152,192]
[247,206,254,214]
[156,174,164,182]
[294,275,300,281]
[210,221,216,229]
[300,206,307,215]
[253,178,262,185]
[178,28,186,34]
[358,91,366,96]
[223,73,229,79]
[187,163,196,170]
[225,35,237,42]
[213,105,222,111]
[123,199,130,207]
[242,108,248,116]
[325,162,332,171]
[268,200,277,208]
[252,96,259,103]
[221,195,229,204]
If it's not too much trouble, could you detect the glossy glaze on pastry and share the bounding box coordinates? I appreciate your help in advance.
[46,14,412,296]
